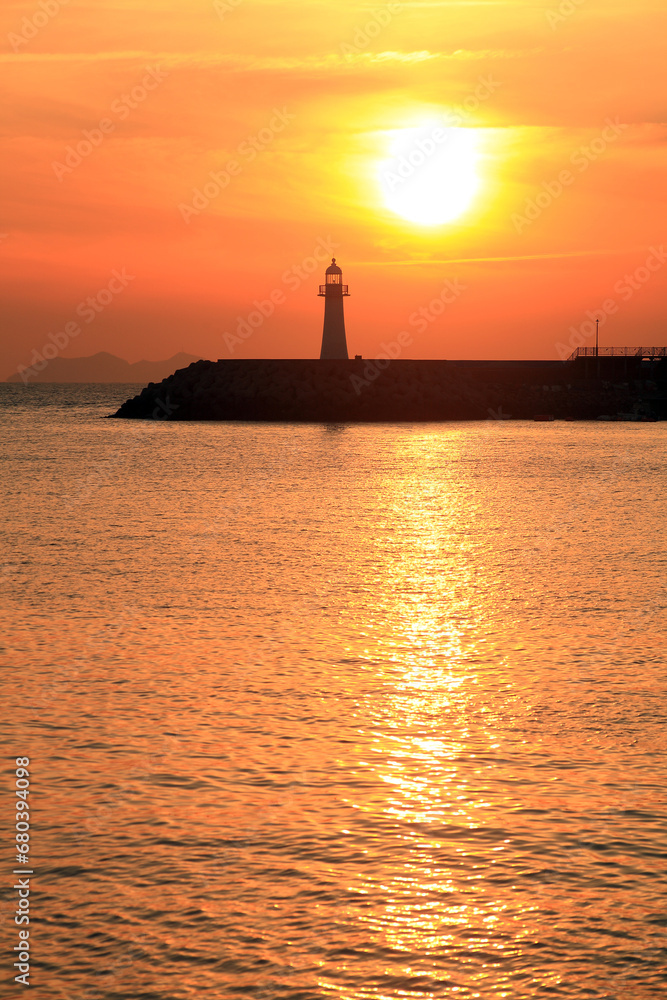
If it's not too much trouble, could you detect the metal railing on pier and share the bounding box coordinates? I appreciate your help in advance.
[567,346,667,361]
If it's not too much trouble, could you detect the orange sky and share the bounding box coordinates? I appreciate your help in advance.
[1,0,666,375]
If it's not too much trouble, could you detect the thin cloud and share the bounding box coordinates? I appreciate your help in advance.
[0,48,536,67]
[356,248,653,265]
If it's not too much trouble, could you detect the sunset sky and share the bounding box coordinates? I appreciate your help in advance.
[2,0,666,375]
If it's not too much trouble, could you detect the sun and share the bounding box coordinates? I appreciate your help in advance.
[378,124,482,226]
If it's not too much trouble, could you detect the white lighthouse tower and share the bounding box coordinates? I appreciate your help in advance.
[318,258,349,359]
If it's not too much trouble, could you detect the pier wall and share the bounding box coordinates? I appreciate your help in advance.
[111,357,666,421]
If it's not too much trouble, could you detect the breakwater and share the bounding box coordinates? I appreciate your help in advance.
[110,357,666,421]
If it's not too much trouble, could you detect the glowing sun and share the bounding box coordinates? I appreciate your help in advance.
[378,124,481,226]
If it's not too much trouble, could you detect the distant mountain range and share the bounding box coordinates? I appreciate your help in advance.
[6,351,200,384]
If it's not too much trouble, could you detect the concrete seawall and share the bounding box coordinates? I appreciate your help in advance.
[110,357,666,421]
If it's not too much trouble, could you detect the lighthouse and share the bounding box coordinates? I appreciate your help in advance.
[318,258,349,359]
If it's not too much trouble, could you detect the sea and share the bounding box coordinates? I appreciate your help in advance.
[1,383,666,1000]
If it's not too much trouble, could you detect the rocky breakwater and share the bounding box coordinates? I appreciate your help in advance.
[110,358,661,422]
[110,359,500,421]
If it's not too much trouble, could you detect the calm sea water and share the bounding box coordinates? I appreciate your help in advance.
[1,384,666,1000]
